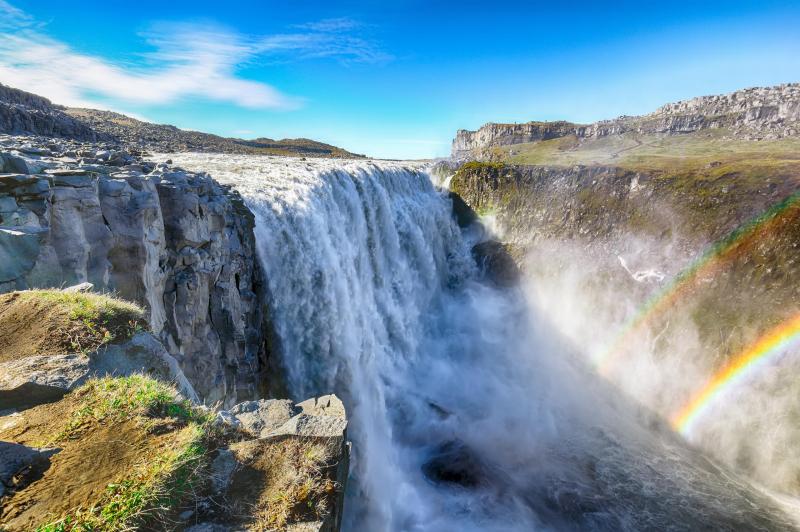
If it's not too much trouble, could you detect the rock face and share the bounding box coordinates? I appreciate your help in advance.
[0,135,266,404]
[452,83,800,159]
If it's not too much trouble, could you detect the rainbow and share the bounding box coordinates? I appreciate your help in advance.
[595,190,800,375]
[671,312,800,436]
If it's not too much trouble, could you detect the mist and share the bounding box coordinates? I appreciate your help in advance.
[520,226,800,498]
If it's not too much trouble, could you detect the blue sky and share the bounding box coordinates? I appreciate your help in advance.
[1,1,798,159]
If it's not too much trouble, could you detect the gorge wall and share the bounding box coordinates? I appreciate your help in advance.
[452,83,800,159]
[0,135,267,404]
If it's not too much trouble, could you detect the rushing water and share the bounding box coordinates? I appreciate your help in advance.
[165,154,797,531]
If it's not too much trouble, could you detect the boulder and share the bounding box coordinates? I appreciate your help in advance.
[0,354,90,410]
[90,332,200,403]
[471,240,520,287]
[224,399,297,438]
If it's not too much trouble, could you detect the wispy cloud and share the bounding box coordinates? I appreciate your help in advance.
[292,17,362,33]
[0,3,388,111]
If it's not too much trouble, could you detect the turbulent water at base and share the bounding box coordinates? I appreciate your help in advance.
[166,153,797,531]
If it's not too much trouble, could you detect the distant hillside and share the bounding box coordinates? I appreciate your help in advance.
[65,108,365,158]
[0,83,364,158]
[452,84,800,160]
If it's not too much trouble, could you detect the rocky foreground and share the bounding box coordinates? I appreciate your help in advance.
[0,134,350,531]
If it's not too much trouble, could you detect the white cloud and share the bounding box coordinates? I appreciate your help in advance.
[292,17,362,33]
[0,3,389,111]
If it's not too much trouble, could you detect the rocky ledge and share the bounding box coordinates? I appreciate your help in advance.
[0,134,267,404]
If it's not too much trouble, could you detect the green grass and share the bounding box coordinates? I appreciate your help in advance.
[17,289,147,352]
[498,130,800,176]
[51,375,207,443]
[36,426,208,532]
[37,376,215,531]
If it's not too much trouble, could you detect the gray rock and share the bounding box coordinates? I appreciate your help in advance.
[296,394,346,418]
[0,226,44,284]
[0,153,29,174]
[270,413,348,440]
[209,448,237,495]
[0,142,267,405]
[225,399,298,438]
[0,332,199,410]
[213,409,241,430]
[0,353,90,410]
[62,281,93,292]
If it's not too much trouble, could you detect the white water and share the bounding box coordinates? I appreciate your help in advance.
[165,154,796,531]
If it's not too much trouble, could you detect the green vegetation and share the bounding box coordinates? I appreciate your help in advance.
[18,290,147,351]
[50,375,208,443]
[498,129,800,178]
[458,161,506,172]
[35,376,214,532]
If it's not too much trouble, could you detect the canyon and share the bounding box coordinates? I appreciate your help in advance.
[2,81,800,531]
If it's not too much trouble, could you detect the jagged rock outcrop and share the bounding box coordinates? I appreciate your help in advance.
[452,83,800,159]
[0,135,266,404]
[0,331,199,411]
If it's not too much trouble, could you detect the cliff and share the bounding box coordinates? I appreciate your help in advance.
[448,120,800,493]
[452,83,800,159]
[0,134,266,404]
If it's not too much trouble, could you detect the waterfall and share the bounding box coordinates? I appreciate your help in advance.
[166,153,798,532]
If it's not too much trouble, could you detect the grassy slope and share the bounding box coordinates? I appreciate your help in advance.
[498,129,800,175]
[1,375,213,531]
[0,290,147,361]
